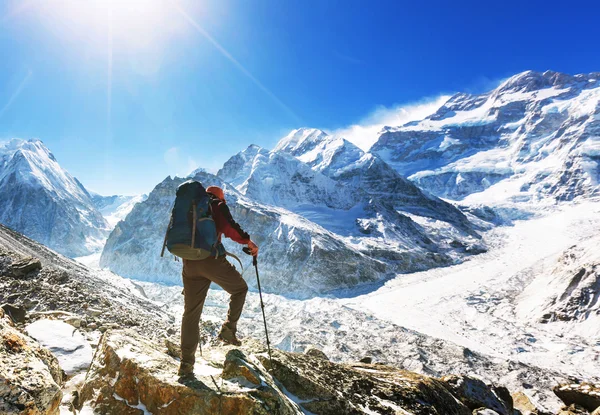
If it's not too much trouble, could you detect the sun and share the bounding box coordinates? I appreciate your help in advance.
[15,0,193,57]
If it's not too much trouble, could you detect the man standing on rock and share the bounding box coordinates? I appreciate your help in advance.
[179,185,259,377]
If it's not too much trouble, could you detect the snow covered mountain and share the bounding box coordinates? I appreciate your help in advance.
[90,192,147,228]
[371,70,600,204]
[270,128,476,233]
[101,126,488,297]
[0,139,109,257]
[101,159,483,297]
[100,172,387,296]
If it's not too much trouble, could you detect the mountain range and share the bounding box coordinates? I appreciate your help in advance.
[1,70,599,297]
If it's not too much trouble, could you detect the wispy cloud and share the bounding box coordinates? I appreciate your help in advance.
[334,51,363,65]
[0,70,33,119]
[164,146,222,177]
[329,95,451,151]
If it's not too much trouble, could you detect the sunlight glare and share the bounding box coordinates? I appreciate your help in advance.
[27,0,191,56]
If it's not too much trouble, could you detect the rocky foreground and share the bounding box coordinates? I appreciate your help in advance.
[2,225,600,414]
[3,307,600,415]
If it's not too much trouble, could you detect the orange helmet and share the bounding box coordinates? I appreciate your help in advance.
[206,186,225,201]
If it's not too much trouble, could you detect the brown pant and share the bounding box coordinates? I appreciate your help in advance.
[180,256,248,365]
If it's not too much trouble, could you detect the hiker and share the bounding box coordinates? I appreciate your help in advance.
[178,185,259,377]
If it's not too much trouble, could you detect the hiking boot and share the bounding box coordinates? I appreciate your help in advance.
[178,362,194,377]
[218,325,242,346]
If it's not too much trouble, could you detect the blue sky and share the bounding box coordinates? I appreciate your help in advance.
[1,0,599,195]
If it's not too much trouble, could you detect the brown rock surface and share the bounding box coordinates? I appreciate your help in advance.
[78,329,301,415]
[554,383,600,412]
[0,310,63,415]
[512,391,552,415]
[556,403,591,414]
[77,328,533,415]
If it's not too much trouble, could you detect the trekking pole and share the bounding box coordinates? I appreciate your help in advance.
[243,248,273,367]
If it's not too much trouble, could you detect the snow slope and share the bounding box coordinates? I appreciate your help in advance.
[372,70,600,204]
[0,139,109,256]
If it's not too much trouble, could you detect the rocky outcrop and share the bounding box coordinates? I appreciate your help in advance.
[76,329,541,415]
[517,238,600,333]
[439,374,513,415]
[261,348,472,415]
[556,404,592,414]
[512,391,551,415]
[554,382,600,412]
[79,330,302,415]
[0,308,63,415]
[0,225,171,341]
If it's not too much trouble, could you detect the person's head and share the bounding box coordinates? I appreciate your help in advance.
[206,186,225,201]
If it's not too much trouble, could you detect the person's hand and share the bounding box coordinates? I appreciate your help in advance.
[248,240,259,257]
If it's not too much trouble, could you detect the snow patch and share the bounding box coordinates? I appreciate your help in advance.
[25,319,94,375]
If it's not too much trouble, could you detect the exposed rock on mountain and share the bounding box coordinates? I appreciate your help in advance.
[79,330,301,415]
[0,308,63,415]
[516,236,600,336]
[371,70,600,203]
[0,139,109,257]
[439,374,513,415]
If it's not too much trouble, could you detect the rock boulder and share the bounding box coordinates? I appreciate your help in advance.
[554,383,600,412]
[0,309,63,415]
[78,329,301,415]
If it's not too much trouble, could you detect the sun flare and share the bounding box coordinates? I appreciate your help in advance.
[18,0,193,55]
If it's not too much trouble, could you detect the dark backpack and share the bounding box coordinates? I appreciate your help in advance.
[160,180,219,260]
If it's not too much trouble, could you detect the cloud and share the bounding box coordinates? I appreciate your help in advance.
[164,147,199,176]
[164,146,224,177]
[328,95,451,151]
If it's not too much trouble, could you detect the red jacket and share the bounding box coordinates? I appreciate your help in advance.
[210,199,250,245]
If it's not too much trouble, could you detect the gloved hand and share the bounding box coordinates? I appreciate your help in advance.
[248,240,259,257]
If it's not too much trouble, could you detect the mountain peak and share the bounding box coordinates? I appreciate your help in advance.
[273,128,329,154]
[495,69,593,95]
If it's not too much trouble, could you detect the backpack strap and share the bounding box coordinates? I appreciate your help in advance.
[160,200,176,258]
[160,215,172,258]
[191,200,197,249]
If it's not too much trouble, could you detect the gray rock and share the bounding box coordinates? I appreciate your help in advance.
[8,257,42,278]
[1,303,26,323]
[440,374,512,415]
[304,347,328,361]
